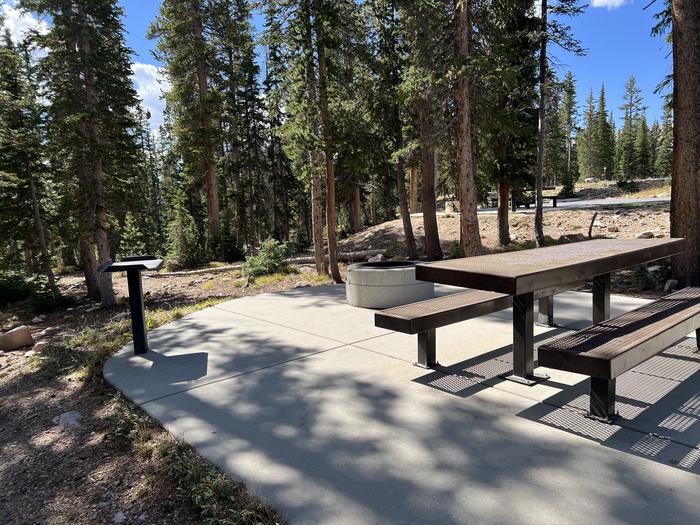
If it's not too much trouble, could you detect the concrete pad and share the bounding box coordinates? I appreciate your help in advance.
[139,345,700,525]
[104,306,342,404]
[214,284,465,345]
[106,287,700,524]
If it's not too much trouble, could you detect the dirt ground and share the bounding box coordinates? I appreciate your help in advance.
[339,203,670,258]
[0,269,325,525]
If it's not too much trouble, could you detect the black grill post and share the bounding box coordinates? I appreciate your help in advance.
[97,255,163,355]
[127,270,147,354]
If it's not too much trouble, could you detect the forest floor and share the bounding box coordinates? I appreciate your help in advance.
[0,186,673,524]
[0,268,334,525]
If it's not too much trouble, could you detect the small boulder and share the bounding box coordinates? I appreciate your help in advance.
[607,226,619,233]
[24,350,36,358]
[32,341,50,353]
[294,281,310,288]
[32,316,44,324]
[636,231,654,239]
[112,511,126,524]
[664,279,679,292]
[53,411,81,429]
[110,312,129,322]
[367,254,385,263]
[0,325,34,351]
[40,326,60,338]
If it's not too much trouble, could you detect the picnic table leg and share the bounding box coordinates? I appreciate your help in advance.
[503,292,549,385]
[537,295,554,327]
[416,329,437,368]
[592,273,611,324]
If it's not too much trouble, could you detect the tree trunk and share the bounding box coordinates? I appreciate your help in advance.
[534,0,547,247]
[454,0,482,257]
[28,168,58,296]
[670,0,700,284]
[193,9,220,238]
[77,7,114,306]
[418,101,442,260]
[498,179,511,246]
[350,186,363,233]
[370,175,377,225]
[79,237,100,300]
[409,166,419,213]
[314,11,342,284]
[304,4,327,275]
[396,158,418,259]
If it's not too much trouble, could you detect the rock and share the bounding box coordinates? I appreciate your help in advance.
[664,279,679,292]
[24,350,36,358]
[53,410,81,429]
[32,341,50,353]
[112,511,126,524]
[110,312,129,322]
[138,513,147,522]
[584,177,595,183]
[0,325,34,351]
[636,231,654,239]
[86,304,101,312]
[560,233,587,243]
[32,316,44,324]
[607,226,619,233]
[66,307,74,312]
[646,265,661,274]
[655,233,666,238]
[367,254,385,263]
[40,326,60,337]
[294,281,310,288]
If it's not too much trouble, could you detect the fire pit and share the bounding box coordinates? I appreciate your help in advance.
[346,261,434,309]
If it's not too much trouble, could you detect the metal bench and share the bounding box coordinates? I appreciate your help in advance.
[375,290,513,368]
[538,287,700,421]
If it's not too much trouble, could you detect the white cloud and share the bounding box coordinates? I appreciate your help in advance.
[591,0,629,9]
[1,2,49,42]
[131,62,170,131]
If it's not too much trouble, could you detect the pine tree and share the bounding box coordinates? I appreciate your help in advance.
[577,89,597,181]
[654,104,673,178]
[633,115,652,179]
[616,75,645,184]
[149,0,221,243]
[24,0,142,306]
[594,84,615,180]
[559,71,579,196]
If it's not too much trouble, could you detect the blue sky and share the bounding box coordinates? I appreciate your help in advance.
[2,0,671,130]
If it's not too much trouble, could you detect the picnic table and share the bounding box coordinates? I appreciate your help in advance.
[415,238,686,385]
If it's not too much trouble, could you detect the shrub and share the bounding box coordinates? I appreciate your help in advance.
[0,271,33,304]
[166,206,205,270]
[242,239,287,277]
[28,275,74,313]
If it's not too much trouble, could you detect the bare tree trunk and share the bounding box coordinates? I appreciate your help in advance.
[78,8,113,306]
[28,169,58,296]
[418,101,443,260]
[455,0,482,257]
[350,186,363,233]
[193,11,220,238]
[671,0,700,284]
[79,237,100,300]
[304,4,327,275]
[370,175,377,225]
[498,179,511,246]
[409,166,419,213]
[534,0,547,247]
[314,13,342,283]
[396,158,418,259]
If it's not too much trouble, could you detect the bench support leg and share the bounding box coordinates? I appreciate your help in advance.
[537,295,555,327]
[590,377,617,421]
[416,329,437,368]
[592,273,611,324]
[696,328,700,352]
[503,292,549,385]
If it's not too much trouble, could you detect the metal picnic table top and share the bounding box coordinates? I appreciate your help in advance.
[415,238,686,296]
